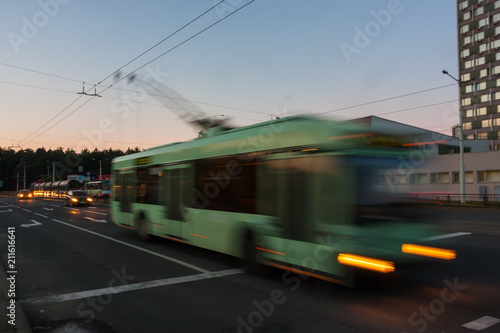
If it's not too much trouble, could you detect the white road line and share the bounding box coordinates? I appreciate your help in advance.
[421,232,472,242]
[83,210,108,216]
[21,268,244,306]
[22,209,32,213]
[50,219,209,273]
[34,212,48,219]
[462,316,500,330]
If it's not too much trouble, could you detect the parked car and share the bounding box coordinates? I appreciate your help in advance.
[65,190,93,207]
[17,189,32,200]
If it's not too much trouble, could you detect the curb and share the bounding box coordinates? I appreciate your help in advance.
[0,260,33,333]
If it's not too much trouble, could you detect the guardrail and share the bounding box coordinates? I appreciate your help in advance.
[408,194,500,208]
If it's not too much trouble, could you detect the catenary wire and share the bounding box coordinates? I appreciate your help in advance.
[18,1,228,147]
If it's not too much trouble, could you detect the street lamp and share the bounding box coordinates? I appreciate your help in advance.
[47,160,56,182]
[442,69,466,204]
[22,164,30,190]
[93,158,106,181]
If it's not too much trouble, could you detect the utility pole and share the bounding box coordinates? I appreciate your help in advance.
[442,70,466,204]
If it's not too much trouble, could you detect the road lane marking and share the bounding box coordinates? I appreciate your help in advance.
[462,316,500,330]
[42,207,53,211]
[22,208,32,213]
[83,210,108,216]
[20,220,42,228]
[21,268,244,306]
[50,219,209,273]
[0,209,13,213]
[421,232,472,242]
[84,217,107,223]
[34,212,48,219]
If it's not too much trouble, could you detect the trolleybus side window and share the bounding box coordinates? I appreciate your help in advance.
[114,172,123,202]
[194,156,256,213]
[136,166,161,205]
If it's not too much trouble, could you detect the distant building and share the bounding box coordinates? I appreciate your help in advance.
[456,0,500,149]
[349,116,500,195]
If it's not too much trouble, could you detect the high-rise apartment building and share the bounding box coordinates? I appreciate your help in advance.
[457,0,500,149]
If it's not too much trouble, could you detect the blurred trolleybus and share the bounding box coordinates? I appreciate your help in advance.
[110,116,455,286]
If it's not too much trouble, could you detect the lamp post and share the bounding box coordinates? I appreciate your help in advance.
[442,70,466,204]
[47,160,55,182]
[22,165,30,190]
[93,158,106,181]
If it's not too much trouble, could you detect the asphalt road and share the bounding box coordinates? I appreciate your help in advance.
[0,195,499,333]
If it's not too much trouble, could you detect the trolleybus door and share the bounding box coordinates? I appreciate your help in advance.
[163,163,192,239]
[115,170,135,226]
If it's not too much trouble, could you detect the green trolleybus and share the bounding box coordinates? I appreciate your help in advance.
[111,116,455,286]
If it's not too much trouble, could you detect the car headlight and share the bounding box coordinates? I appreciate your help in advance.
[87,198,93,202]
[71,198,78,202]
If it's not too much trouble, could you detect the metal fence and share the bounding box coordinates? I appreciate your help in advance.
[408,194,500,208]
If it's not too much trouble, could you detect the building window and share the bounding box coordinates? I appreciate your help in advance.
[481,93,490,102]
[475,32,485,42]
[459,1,468,10]
[475,57,486,66]
[465,84,474,93]
[464,122,472,130]
[494,118,500,126]
[477,132,488,138]
[479,43,489,53]
[476,81,487,91]
[496,26,500,35]
[478,170,500,183]
[461,49,470,58]
[479,17,489,28]
[492,13,500,23]
[496,0,500,9]
[430,172,450,184]
[494,91,500,100]
[466,134,475,139]
[394,174,407,185]
[462,98,472,106]
[460,25,470,34]
[452,171,474,184]
[477,107,487,115]
[464,60,474,69]
[493,65,500,74]
[463,11,471,20]
[475,7,484,16]
[492,40,500,50]
[462,73,471,81]
[480,68,489,78]
[482,119,492,128]
[465,109,475,117]
[410,173,428,185]
[463,36,472,45]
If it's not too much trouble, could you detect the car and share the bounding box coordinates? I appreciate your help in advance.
[65,190,93,207]
[17,189,32,200]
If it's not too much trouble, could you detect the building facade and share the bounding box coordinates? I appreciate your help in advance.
[457,0,500,149]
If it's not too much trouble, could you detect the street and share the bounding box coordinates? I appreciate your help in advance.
[0,195,499,333]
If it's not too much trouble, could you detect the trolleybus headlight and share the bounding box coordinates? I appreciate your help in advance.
[337,253,395,273]
[402,244,456,260]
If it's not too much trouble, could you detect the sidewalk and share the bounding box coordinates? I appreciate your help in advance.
[0,260,32,333]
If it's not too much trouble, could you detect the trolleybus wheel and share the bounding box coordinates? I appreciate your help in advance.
[137,217,150,242]
[243,232,259,272]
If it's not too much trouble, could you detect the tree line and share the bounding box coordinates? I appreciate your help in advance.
[0,147,142,191]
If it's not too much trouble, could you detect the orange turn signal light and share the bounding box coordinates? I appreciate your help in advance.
[338,253,395,273]
[402,244,456,260]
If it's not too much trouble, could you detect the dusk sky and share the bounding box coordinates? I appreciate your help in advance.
[0,0,458,151]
